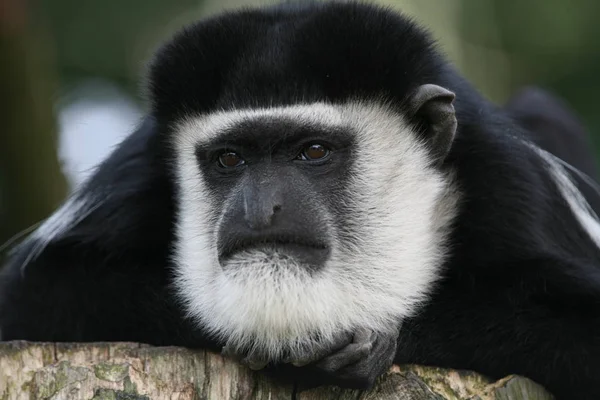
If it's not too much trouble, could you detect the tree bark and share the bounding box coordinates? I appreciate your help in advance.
[0,341,553,400]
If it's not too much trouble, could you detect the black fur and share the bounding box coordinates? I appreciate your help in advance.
[1,2,600,399]
[504,86,600,213]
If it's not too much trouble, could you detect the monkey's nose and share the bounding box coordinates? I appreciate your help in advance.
[242,184,283,230]
[244,204,282,230]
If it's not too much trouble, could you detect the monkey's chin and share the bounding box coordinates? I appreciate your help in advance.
[213,250,344,362]
[219,244,328,273]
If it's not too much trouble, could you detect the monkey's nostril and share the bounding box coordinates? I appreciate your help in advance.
[273,205,282,213]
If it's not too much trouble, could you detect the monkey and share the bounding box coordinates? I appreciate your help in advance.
[1,2,600,399]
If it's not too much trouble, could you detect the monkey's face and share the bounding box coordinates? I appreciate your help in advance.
[204,116,346,273]
[171,101,459,362]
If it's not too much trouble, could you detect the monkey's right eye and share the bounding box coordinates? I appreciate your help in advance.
[218,152,245,168]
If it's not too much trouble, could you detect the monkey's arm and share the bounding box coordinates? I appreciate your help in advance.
[396,256,600,400]
[0,242,179,344]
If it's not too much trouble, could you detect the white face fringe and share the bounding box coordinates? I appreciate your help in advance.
[169,101,460,362]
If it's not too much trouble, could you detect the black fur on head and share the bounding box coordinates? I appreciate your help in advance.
[146,1,448,122]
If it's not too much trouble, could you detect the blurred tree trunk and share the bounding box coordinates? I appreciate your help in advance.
[0,0,68,250]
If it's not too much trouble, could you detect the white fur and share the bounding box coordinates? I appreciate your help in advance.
[524,141,600,249]
[171,101,461,362]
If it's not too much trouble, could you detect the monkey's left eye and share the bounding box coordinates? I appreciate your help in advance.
[218,151,245,168]
[297,144,331,161]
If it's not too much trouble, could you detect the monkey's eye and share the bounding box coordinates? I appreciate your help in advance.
[218,151,245,168]
[297,143,331,161]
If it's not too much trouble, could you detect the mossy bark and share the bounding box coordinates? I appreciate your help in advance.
[0,341,553,400]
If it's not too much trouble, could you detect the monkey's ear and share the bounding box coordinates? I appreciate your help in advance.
[408,84,457,165]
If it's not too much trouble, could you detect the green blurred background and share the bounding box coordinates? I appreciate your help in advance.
[2,0,600,248]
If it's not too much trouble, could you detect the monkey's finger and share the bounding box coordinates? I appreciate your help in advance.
[289,348,330,367]
[240,351,270,370]
[285,332,353,367]
[314,342,372,372]
[288,343,341,367]
[367,333,397,373]
[291,328,374,368]
[326,334,397,386]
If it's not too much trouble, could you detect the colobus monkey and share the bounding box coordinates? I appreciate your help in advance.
[1,2,600,399]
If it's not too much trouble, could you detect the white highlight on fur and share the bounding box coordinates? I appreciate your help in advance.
[172,101,461,362]
[15,195,103,272]
[525,141,600,249]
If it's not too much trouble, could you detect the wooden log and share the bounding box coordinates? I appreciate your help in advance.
[0,341,553,399]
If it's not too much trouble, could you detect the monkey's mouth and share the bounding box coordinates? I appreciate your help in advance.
[218,235,330,270]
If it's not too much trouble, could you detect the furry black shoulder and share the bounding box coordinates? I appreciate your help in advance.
[1,2,599,399]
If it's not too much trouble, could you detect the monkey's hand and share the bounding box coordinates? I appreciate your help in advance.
[287,326,400,389]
